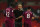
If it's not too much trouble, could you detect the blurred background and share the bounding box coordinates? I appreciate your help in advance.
[0,0,40,27]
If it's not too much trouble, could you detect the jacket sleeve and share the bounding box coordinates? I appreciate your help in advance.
[10,10,16,19]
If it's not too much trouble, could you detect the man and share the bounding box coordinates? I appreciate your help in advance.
[23,7,34,27]
[5,5,15,27]
[14,4,23,27]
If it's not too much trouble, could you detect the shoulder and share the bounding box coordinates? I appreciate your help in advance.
[6,8,10,10]
[24,11,28,13]
[23,11,27,14]
[30,11,33,14]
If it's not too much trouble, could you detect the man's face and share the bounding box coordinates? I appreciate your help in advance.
[27,9,31,11]
[9,6,12,8]
[29,9,31,10]
[18,4,22,8]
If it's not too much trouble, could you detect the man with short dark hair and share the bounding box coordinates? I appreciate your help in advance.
[5,5,15,27]
[23,7,34,27]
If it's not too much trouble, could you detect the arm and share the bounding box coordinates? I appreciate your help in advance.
[32,13,35,20]
[10,9,16,19]
[16,15,23,19]
[32,12,39,20]
[32,13,39,19]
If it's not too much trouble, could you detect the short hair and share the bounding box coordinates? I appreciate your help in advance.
[27,7,31,9]
[8,4,12,7]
